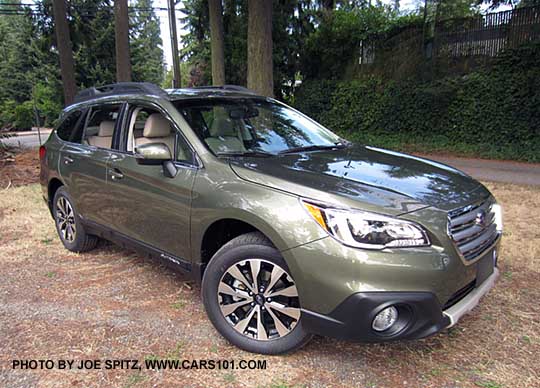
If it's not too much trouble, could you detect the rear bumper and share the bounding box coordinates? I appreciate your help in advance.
[302,267,498,342]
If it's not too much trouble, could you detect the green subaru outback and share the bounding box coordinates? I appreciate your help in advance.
[40,82,502,354]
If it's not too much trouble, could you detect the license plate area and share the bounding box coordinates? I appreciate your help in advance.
[476,248,496,286]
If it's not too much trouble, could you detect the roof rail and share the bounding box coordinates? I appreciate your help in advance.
[190,85,256,94]
[74,82,168,103]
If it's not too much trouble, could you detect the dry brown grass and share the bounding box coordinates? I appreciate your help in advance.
[0,182,539,388]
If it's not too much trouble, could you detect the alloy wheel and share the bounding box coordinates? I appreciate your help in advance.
[56,196,76,243]
[217,259,300,341]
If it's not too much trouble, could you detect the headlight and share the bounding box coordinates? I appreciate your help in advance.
[302,201,430,249]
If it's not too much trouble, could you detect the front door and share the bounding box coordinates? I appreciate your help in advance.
[104,103,197,264]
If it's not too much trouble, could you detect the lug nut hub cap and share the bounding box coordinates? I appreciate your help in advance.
[56,196,76,243]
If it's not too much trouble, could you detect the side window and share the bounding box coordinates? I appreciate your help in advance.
[56,110,85,143]
[126,105,194,164]
[125,106,163,153]
[130,109,152,150]
[176,132,193,163]
[82,104,121,149]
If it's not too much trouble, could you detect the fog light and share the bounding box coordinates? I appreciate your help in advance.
[372,306,398,332]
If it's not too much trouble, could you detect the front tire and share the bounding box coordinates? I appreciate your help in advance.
[202,232,312,354]
[53,187,98,252]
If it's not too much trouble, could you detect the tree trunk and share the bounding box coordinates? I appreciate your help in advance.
[320,0,334,18]
[114,0,132,82]
[51,0,77,105]
[321,0,334,12]
[167,0,181,88]
[208,0,226,85]
[247,0,273,97]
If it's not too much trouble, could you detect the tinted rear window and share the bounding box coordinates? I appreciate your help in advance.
[56,110,85,143]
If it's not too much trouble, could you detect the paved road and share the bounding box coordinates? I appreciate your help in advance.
[416,154,540,186]
[2,131,51,149]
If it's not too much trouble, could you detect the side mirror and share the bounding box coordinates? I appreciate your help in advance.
[135,143,172,165]
[135,142,178,178]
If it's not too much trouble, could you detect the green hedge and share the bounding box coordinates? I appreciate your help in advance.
[293,44,540,162]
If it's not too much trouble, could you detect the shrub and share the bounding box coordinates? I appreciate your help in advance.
[14,101,35,130]
[300,8,421,80]
[293,44,540,162]
[0,82,62,130]
[32,83,62,127]
[0,99,17,130]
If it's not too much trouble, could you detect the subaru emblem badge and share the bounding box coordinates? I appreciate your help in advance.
[475,210,486,226]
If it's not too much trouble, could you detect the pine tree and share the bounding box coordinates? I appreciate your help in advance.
[222,0,247,86]
[70,0,117,88]
[0,1,36,103]
[0,1,64,128]
[180,0,211,86]
[130,0,165,85]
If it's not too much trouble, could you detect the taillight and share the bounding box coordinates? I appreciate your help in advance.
[39,146,46,162]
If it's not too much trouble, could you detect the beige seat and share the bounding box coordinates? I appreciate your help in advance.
[206,111,246,154]
[87,121,114,148]
[135,113,176,157]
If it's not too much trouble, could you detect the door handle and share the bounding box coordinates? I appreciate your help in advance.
[63,156,74,165]
[109,168,124,181]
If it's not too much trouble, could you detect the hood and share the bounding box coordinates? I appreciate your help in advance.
[229,145,490,214]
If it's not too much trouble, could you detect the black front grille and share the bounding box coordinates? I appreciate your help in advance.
[443,281,475,310]
[448,197,500,261]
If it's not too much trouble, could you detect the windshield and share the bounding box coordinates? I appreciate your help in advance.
[174,98,342,156]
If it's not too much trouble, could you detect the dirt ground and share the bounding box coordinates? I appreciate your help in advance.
[0,152,539,388]
[0,148,40,188]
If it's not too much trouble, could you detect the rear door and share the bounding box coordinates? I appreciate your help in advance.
[104,101,197,265]
[59,102,125,226]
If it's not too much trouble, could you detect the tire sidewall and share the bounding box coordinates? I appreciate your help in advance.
[202,243,310,355]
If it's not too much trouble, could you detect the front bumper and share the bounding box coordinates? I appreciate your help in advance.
[301,267,499,341]
[444,267,499,327]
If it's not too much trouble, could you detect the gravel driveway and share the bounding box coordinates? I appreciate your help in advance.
[0,182,539,388]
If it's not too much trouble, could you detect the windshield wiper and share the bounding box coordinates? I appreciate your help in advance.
[216,151,274,158]
[278,142,348,155]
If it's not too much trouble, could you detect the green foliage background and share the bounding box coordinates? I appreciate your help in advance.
[0,0,164,130]
[301,7,420,80]
[293,43,540,162]
[1,0,538,163]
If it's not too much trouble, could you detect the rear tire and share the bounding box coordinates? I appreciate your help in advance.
[202,232,312,354]
[53,187,98,252]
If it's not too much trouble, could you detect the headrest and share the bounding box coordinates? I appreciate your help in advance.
[98,121,115,137]
[210,108,235,137]
[210,117,236,137]
[143,114,171,138]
